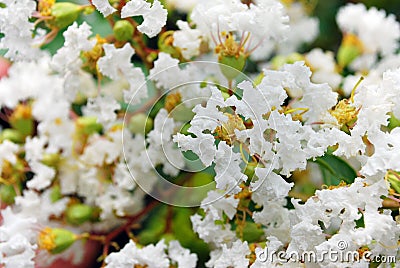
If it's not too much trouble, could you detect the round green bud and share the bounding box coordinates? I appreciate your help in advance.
[76,116,103,135]
[50,228,77,254]
[128,113,153,135]
[0,129,24,143]
[50,3,82,29]
[0,184,16,205]
[41,153,60,167]
[242,222,264,243]
[219,54,246,81]
[66,204,94,225]
[50,185,62,203]
[113,20,134,41]
[337,45,361,69]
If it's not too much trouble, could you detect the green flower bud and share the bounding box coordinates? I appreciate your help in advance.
[82,6,95,15]
[0,184,16,205]
[50,185,62,203]
[128,113,153,135]
[0,129,24,143]
[337,45,361,69]
[337,34,363,68]
[41,153,60,167]
[113,20,134,41]
[242,222,264,243]
[271,53,304,70]
[66,204,94,225]
[9,104,33,137]
[218,54,246,81]
[76,116,103,135]
[38,227,77,254]
[50,2,83,29]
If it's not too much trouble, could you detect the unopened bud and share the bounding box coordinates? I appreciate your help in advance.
[38,227,77,254]
[0,129,24,143]
[76,116,103,135]
[113,20,134,41]
[219,54,246,81]
[128,113,153,135]
[50,2,83,29]
[66,204,94,225]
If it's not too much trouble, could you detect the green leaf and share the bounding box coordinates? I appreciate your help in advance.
[312,153,357,186]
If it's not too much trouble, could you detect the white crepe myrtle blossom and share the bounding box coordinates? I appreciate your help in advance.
[121,0,167,38]
[51,22,96,100]
[336,3,400,71]
[0,207,37,268]
[337,3,400,56]
[206,240,250,268]
[0,0,41,61]
[98,43,147,105]
[279,2,319,54]
[305,48,342,90]
[190,0,289,57]
[173,20,204,60]
[83,95,121,127]
[105,239,197,268]
[92,0,117,17]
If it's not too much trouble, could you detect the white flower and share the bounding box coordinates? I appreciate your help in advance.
[251,169,293,201]
[92,0,117,17]
[97,43,147,105]
[0,0,41,61]
[0,140,19,174]
[80,132,122,166]
[173,20,203,59]
[166,0,198,13]
[201,190,239,220]
[206,240,250,268]
[26,162,56,190]
[191,213,236,245]
[305,48,342,90]
[51,22,95,100]
[191,0,288,56]
[121,0,167,38]
[83,95,121,127]
[360,128,400,176]
[168,240,198,268]
[337,3,400,55]
[95,185,143,220]
[0,207,37,268]
[14,190,69,221]
[105,239,170,268]
[0,57,62,109]
[214,141,247,194]
[143,109,184,176]
[275,3,319,55]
